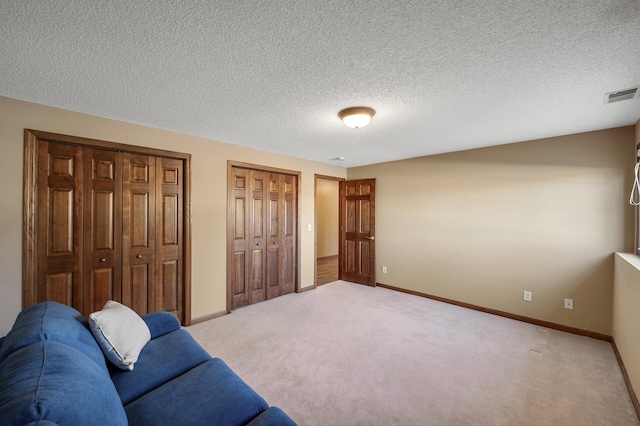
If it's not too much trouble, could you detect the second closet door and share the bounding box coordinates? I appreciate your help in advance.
[266,172,296,300]
[229,167,297,310]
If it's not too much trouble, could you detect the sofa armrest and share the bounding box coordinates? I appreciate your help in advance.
[247,407,297,426]
[141,312,181,339]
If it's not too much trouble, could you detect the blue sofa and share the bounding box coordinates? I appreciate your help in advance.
[0,302,296,426]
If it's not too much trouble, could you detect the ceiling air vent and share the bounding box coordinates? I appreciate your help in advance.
[604,86,639,104]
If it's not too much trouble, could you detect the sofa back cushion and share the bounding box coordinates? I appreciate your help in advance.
[0,340,128,425]
[0,302,106,368]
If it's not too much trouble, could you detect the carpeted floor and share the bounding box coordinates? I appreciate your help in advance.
[187,281,639,426]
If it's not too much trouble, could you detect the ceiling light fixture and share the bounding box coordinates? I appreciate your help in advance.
[338,107,376,129]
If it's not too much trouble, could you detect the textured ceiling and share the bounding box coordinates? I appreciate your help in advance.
[1,1,640,167]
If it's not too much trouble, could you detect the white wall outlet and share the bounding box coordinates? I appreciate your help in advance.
[382,266,387,274]
[307,224,312,231]
[523,291,532,302]
[564,298,574,310]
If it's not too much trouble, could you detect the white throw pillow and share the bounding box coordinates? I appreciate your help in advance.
[89,300,151,371]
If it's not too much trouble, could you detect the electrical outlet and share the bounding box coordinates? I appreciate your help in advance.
[382,266,387,274]
[523,291,532,302]
[564,298,573,310]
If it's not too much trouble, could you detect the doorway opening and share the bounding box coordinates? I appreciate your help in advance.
[315,175,343,286]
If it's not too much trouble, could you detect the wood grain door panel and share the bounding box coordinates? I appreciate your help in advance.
[340,179,376,286]
[122,153,156,316]
[156,158,183,317]
[266,173,297,299]
[266,173,282,299]
[229,168,271,308]
[230,168,250,308]
[37,142,84,313]
[83,148,122,315]
[280,174,296,295]
[248,171,266,304]
[24,130,190,325]
[229,165,298,310]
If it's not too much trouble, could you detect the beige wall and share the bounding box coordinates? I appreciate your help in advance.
[316,179,339,258]
[1,95,636,340]
[0,96,346,336]
[349,127,635,335]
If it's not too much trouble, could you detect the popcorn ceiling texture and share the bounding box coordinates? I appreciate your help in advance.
[1,0,639,167]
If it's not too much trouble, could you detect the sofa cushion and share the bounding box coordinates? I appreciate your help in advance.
[0,301,106,368]
[0,341,127,426]
[110,329,211,405]
[89,300,151,371]
[125,358,269,426]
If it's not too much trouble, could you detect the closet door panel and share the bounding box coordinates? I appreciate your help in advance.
[266,174,282,299]
[122,154,156,316]
[160,260,179,313]
[25,130,189,324]
[230,168,249,308]
[228,165,298,309]
[267,246,279,297]
[46,273,73,307]
[90,268,114,310]
[248,171,266,304]
[37,142,84,313]
[128,264,150,314]
[156,158,183,317]
[280,174,296,295]
[83,148,122,314]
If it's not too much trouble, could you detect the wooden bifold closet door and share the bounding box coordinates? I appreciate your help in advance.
[228,164,298,311]
[36,142,122,316]
[24,130,191,324]
[121,153,184,319]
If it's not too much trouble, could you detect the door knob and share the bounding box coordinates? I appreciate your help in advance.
[365,236,375,240]
[99,258,106,262]
[137,254,143,258]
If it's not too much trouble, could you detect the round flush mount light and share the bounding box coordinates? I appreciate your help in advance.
[338,107,376,129]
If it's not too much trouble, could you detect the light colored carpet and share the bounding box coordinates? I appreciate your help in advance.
[187,281,639,426]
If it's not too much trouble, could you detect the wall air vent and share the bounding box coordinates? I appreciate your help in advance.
[604,86,639,104]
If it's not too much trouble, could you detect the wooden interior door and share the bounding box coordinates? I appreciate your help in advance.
[340,179,376,286]
[82,148,123,315]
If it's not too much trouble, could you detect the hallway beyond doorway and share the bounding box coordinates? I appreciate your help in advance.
[316,255,338,286]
